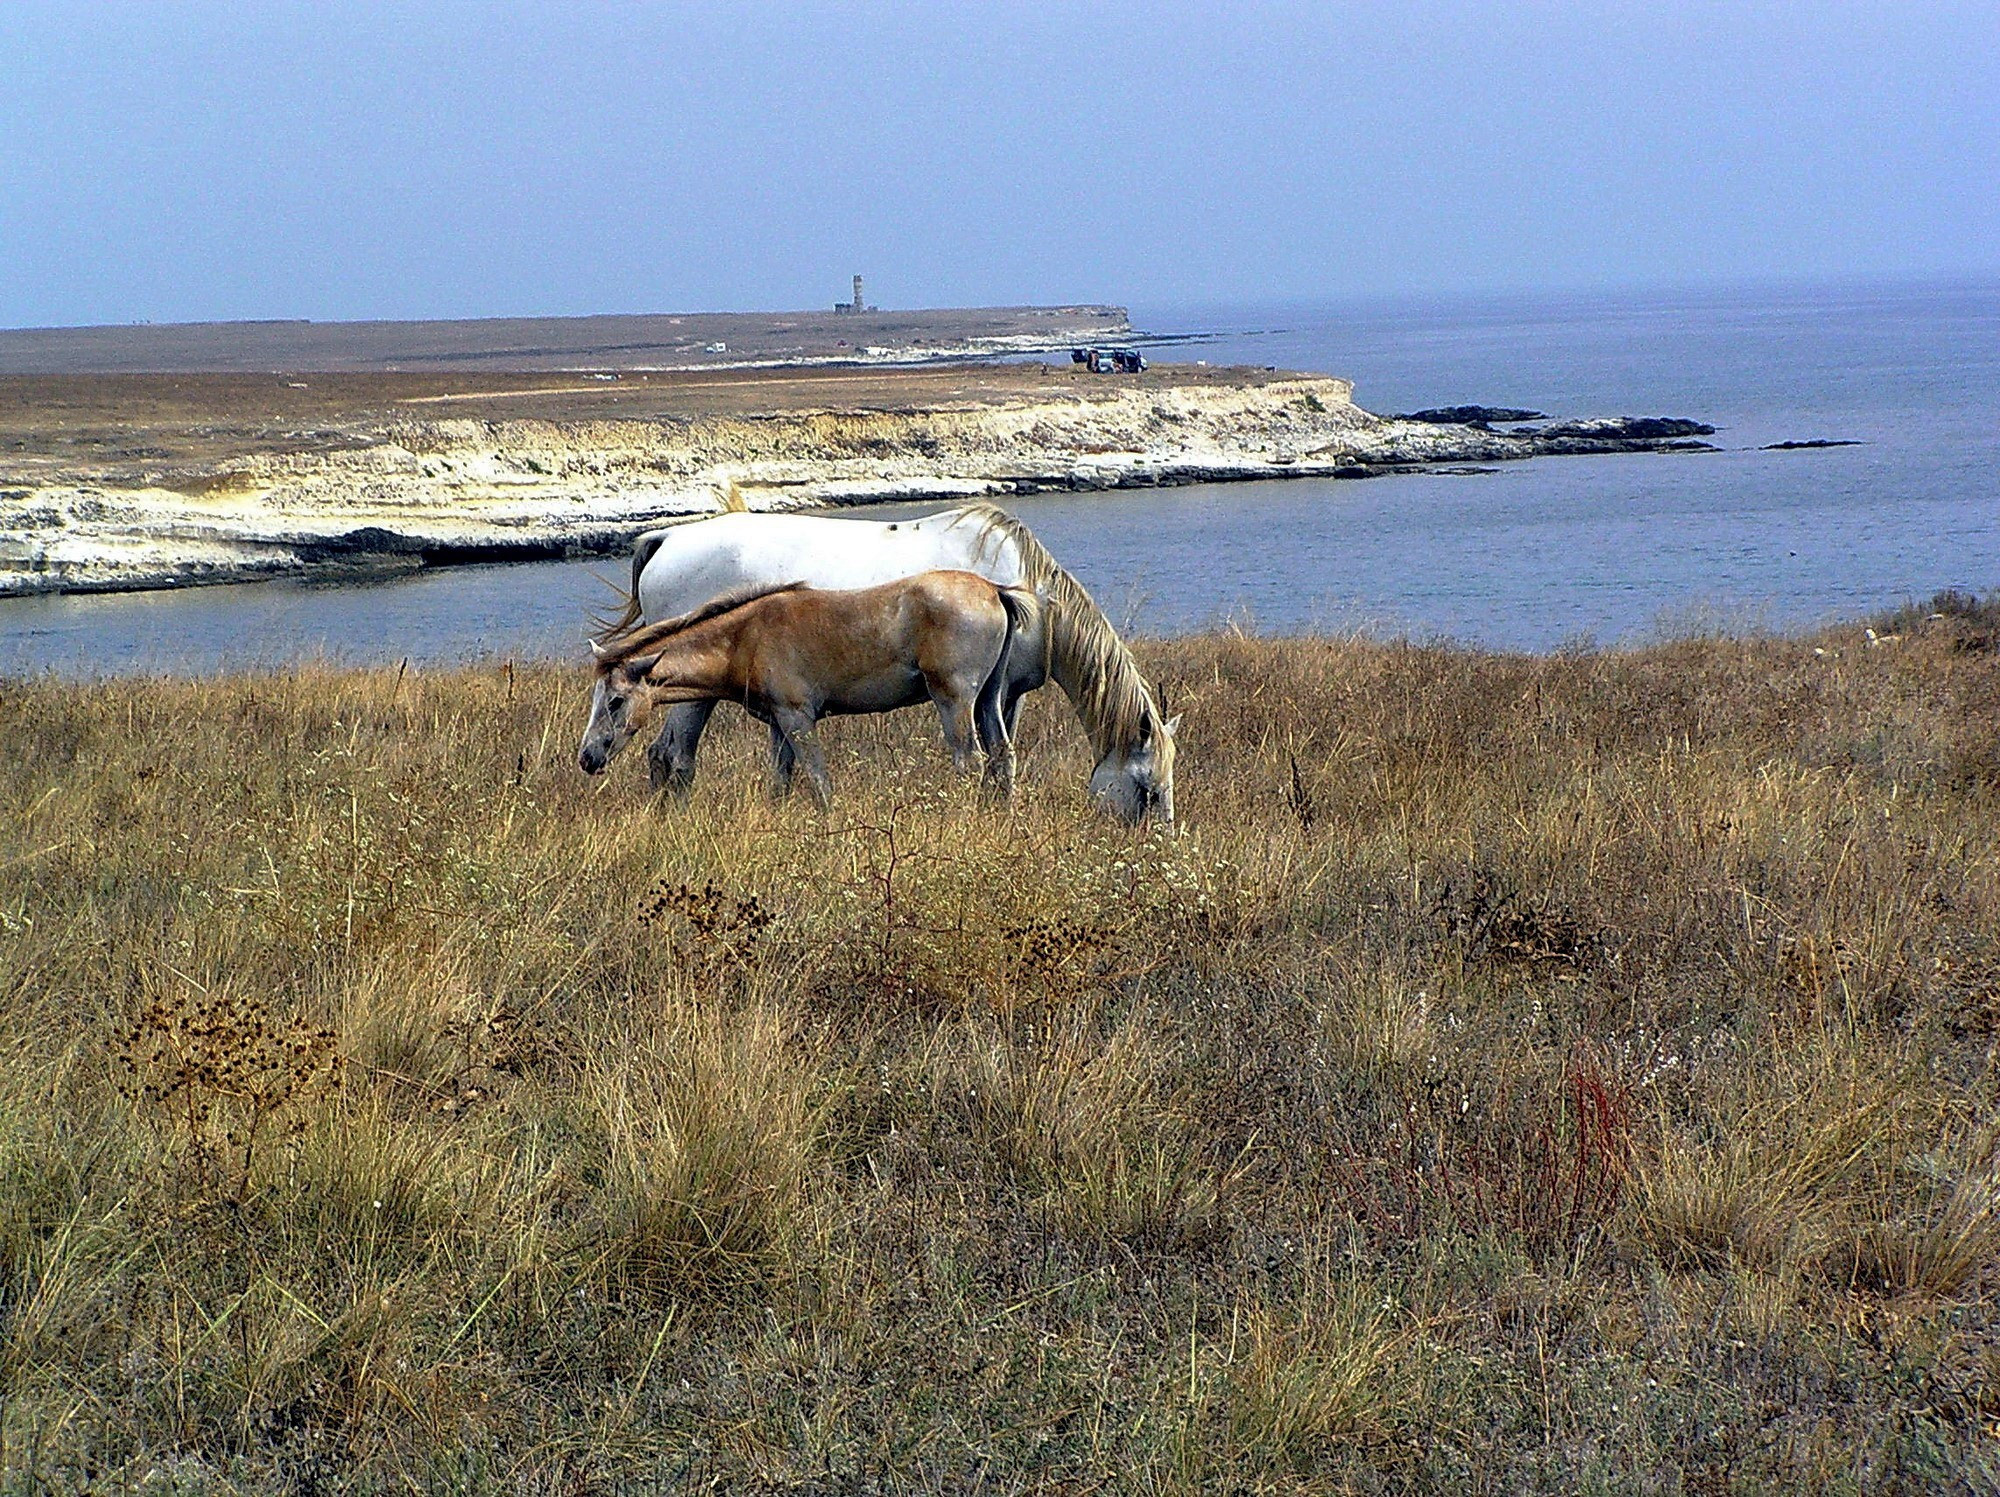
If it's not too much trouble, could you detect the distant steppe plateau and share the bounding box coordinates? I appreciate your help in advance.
[0,304,1135,376]
[0,306,1716,595]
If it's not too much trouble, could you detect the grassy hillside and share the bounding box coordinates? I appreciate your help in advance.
[1,607,1997,1492]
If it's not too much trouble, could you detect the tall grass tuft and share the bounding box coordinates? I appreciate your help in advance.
[1227,1272,1424,1466]
[578,1000,818,1301]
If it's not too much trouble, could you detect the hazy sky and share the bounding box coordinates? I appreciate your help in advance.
[4,1,1996,326]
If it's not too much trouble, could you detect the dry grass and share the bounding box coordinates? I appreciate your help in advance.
[1,607,1999,1490]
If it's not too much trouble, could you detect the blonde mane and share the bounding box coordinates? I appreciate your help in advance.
[592,581,806,670]
[951,503,1163,757]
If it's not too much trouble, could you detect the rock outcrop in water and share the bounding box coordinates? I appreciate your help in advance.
[1395,406,1548,425]
[1513,417,1719,453]
[0,374,1724,596]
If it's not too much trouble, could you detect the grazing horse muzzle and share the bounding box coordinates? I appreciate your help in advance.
[1087,712,1179,826]
[1089,763,1172,826]
[577,675,641,776]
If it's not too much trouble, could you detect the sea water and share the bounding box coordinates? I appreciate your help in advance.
[2,278,1994,674]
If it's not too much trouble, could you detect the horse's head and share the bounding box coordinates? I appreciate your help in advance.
[577,644,665,775]
[1088,712,1178,826]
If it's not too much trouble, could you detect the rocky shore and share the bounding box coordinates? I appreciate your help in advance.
[0,366,1719,596]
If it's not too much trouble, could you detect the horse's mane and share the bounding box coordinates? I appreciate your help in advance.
[592,581,807,669]
[952,503,1163,756]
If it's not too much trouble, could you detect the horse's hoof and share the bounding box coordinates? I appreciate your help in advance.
[648,757,696,794]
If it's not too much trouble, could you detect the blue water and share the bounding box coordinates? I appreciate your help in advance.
[2,279,1994,672]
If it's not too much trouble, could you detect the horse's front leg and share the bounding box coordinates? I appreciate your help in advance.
[765,720,797,800]
[647,699,719,795]
[772,707,832,809]
[1003,686,1027,747]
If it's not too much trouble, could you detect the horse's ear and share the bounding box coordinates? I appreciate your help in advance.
[1163,714,1182,737]
[589,638,611,663]
[624,654,661,680]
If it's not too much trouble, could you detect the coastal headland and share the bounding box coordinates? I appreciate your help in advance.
[0,307,1715,595]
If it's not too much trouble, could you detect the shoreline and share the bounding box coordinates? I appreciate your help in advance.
[0,362,1716,599]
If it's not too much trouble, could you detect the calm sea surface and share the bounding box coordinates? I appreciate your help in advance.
[3,279,1994,674]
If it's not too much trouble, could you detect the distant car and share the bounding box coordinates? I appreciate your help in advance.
[1072,346,1142,373]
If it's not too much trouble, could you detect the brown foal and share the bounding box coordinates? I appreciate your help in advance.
[577,571,1029,807]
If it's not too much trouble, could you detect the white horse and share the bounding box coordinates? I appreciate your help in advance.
[597,504,1177,823]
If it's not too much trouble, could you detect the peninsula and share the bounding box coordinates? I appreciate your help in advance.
[0,308,1715,595]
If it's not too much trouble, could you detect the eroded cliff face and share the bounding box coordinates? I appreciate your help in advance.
[0,374,1700,595]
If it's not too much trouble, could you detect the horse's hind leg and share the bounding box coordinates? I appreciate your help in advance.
[647,700,718,795]
[931,689,980,776]
[974,683,1016,801]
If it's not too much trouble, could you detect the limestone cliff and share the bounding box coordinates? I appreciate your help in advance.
[0,374,1708,595]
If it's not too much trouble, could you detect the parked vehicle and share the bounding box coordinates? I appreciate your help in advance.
[1070,347,1145,373]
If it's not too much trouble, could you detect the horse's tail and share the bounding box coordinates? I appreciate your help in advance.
[981,586,1033,747]
[595,528,672,640]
